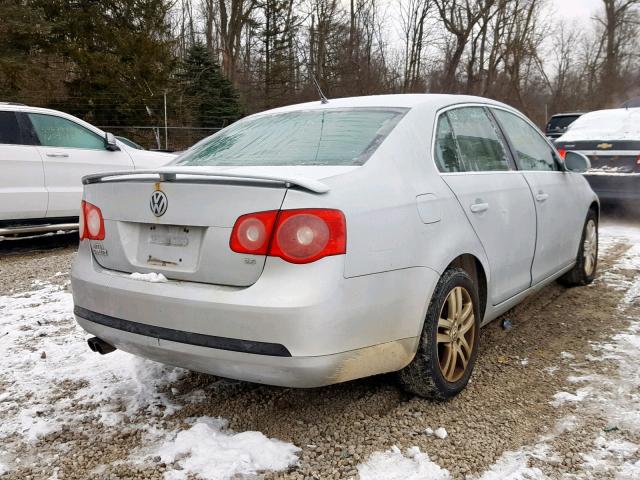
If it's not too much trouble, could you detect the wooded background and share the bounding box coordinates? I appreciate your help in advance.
[1,0,638,149]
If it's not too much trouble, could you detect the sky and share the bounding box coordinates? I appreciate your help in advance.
[549,0,602,24]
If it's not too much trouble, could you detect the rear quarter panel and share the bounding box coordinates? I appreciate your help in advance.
[281,103,490,327]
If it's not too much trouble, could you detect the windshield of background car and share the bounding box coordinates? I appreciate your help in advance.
[174,108,408,167]
[547,115,580,131]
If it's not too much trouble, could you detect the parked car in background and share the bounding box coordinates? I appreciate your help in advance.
[0,103,175,236]
[72,94,599,399]
[620,97,640,109]
[115,135,145,150]
[555,107,640,204]
[545,112,584,140]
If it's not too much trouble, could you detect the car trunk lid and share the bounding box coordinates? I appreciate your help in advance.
[82,166,351,287]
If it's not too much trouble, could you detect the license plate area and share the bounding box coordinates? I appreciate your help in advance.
[137,224,205,271]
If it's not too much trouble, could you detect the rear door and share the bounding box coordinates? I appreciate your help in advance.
[492,108,584,283]
[0,111,48,221]
[26,112,134,218]
[435,106,537,305]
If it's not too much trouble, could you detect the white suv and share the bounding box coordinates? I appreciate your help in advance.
[0,103,175,235]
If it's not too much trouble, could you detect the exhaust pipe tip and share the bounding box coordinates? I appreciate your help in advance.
[87,337,116,355]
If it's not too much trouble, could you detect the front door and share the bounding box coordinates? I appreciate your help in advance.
[435,106,537,305]
[492,108,584,284]
[0,111,47,221]
[26,113,134,218]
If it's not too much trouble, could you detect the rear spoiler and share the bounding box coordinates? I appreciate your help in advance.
[82,168,330,194]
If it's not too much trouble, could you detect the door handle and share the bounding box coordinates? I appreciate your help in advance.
[470,202,489,213]
[535,192,549,202]
[46,153,69,158]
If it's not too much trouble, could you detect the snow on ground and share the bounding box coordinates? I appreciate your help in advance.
[0,280,299,478]
[145,417,300,480]
[478,444,554,480]
[356,446,451,480]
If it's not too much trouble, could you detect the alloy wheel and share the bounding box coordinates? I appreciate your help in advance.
[436,286,476,383]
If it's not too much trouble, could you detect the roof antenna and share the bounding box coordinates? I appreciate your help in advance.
[311,72,329,104]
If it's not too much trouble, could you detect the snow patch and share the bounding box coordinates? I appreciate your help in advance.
[129,272,168,283]
[478,444,552,480]
[357,446,450,480]
[434,427,448,439]
[551,387,592,406]
[153,417,300,480]
[0,283,184,442]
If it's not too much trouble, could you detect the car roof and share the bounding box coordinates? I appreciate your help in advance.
[256,93,514,116]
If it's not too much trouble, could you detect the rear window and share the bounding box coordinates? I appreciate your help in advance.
[547,115,580,131]
[174,108,407,167]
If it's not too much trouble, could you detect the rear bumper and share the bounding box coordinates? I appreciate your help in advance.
[584,174,640,201]
[71,243,437,387]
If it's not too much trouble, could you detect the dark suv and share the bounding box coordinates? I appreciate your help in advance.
[545,112,584,140]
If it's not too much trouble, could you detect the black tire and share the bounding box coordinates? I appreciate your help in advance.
[398,268,481,400]
[559,209,598,286]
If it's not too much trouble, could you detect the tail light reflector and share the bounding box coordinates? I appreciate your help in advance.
[230,209,346,264]
[557,148,566,159]
[80,200,105,241]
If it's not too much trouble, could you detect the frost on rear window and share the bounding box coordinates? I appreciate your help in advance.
[174,108,408,167]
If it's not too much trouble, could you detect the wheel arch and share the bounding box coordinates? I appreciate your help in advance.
[445,254,488,321]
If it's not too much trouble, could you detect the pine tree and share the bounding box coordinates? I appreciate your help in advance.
[30,0,176,126]
[177,42,243,128]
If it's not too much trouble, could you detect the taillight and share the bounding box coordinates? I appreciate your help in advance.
[558,148,566,159]
[80,200,105,241]
[230,209,346,264]
[636,155,640,165]
[271,210,346,264]
[229,210,278,255]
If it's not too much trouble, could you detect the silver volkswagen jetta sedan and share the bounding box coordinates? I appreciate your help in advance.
[71,94,599,399]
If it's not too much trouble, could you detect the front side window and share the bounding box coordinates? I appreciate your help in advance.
[0,111,22,145]
[493,109,559,171]
[28,113,105,150]
[441,107,510,172]
[175,108,408,167]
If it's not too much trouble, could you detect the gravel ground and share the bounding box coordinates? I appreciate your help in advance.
[0,216,639,479]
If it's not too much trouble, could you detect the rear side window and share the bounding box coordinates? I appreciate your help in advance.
[434,114,463,172]
[0,111,22,145]
[28,113,105,150]
[175,108,408,167]
[435,107,510,172]
[493,109,559,171]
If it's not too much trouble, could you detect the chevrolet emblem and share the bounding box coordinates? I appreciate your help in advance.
[597,143,613,150]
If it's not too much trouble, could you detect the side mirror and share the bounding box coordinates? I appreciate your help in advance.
[564,151,590,173]
[105,132,120,151]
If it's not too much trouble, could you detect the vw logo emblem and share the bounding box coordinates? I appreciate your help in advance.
[150,190,168,217]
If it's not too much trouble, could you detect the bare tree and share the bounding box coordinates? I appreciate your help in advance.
[597,0,639,98]
[400,0,433,92]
